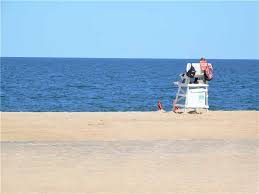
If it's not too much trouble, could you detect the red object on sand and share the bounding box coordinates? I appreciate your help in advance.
[173,100,179,112]
[157,100,163,110]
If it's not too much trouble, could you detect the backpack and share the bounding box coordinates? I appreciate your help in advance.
[186,64,196,78]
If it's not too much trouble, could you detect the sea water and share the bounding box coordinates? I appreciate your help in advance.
[1,57,258,111]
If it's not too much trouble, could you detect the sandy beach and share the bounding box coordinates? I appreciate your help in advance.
[1,111,259,141]
[1,111,259,194]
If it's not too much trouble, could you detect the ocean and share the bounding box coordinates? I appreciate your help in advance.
[1,57,258,111]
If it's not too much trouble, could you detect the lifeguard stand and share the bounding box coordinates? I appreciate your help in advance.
[173,63,210,112]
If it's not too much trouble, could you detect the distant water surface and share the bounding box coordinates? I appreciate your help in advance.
[1,57,258,111]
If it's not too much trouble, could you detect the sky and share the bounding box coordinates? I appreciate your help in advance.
[1,1,259,59]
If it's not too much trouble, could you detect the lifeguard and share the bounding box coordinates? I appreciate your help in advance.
[200,57,213,81]
[200,57,208,71]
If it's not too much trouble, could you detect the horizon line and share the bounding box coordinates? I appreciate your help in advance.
[1,56,259,60]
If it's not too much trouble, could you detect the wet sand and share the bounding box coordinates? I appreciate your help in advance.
[1,111,259,194]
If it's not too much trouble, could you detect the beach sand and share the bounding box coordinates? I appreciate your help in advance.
[1,111,259,141]
[1,111,259,194]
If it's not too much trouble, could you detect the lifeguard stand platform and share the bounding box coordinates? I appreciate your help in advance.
[173,63,210,112]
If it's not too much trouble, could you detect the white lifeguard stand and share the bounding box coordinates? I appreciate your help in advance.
[173,63,209,112]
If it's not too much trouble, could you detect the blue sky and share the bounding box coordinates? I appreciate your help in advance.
[1,1,259,59]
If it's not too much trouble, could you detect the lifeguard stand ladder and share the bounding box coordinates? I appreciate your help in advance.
[174,82,209,112]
